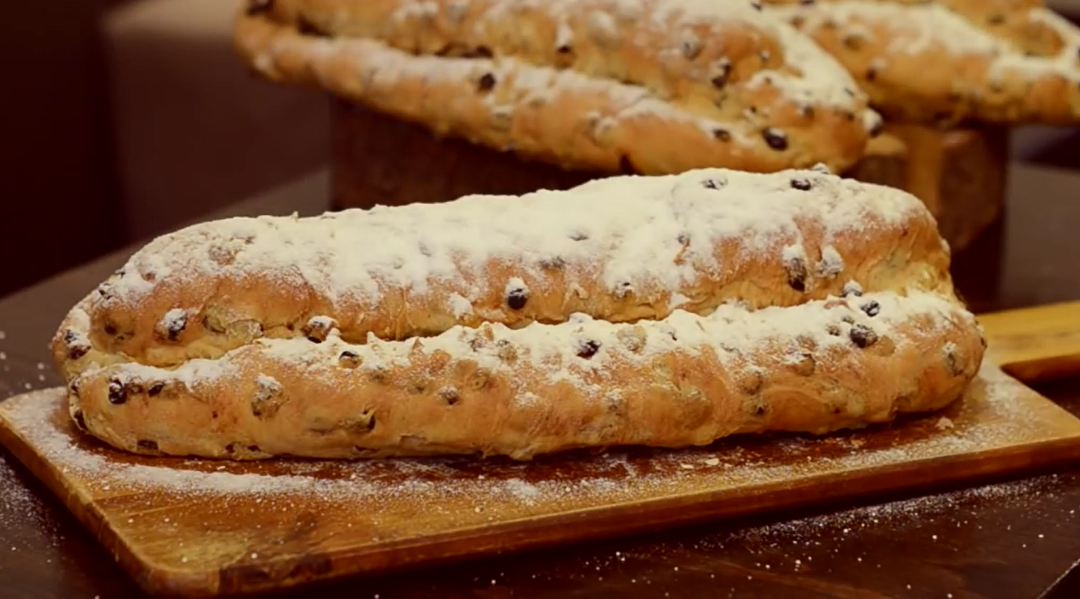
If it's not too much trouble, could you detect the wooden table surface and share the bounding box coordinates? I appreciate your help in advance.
[3,164,1080,599]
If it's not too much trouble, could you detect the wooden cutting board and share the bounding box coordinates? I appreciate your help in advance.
[3,302,1080,598]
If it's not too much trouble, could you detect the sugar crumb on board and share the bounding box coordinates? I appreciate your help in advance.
[0,455,61,550]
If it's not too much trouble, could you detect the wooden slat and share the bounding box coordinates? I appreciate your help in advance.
[979,301,1080,382]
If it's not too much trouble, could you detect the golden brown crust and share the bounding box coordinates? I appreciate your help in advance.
[52,167,982,461]
[67,291,984,461]
[763,0,1080,125]
[233,0,880,174]
[50,168,952,377]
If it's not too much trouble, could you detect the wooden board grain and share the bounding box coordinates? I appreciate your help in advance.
[329,98,1006,253]
[2,303,1080,598]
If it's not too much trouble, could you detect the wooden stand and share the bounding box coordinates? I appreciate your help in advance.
[329,97,1008,253]
[847,124,1010,252]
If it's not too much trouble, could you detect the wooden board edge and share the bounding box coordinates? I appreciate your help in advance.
[0,403,221,599]
[209,431,1080,597]
[5,363,1080,596]
[979,300,1080,383]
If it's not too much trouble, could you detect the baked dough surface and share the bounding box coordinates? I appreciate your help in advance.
[51,167,985,460]
[233,0,882,174]
[763,0,1080,124]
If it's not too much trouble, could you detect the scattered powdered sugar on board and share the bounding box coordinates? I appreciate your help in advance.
[728,474,1066,547]
[0,455,61,550]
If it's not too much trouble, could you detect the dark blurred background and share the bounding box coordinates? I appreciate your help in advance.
[1,0,1078,300]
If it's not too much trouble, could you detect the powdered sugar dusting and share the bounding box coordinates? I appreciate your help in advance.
[99,167,928,324]
[381,0,868,111]
[768,2,1080,95]
[118,290,969,401]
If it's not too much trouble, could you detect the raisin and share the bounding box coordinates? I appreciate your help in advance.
[785,256,808,292]
[711,58,732,89]
[576,339,602,359]
[297,16,328,37]
[790,178,812,191]
[339,350,363,368]
[842,281,863,297]
[350,410,377,434]
[681,39,701,60]
[302,316,335,343]
[477,73,496,92]
[104,323,118,336]
[68,344,89,360]
[539,256,567,270]
[148,382,165,397]
[439,387,460,405]
[137,440,159,451]
[944,346,964,376]
[246,0,273,16]
[849,324,879,348]
[506,287,529,310]
[712,128,731,141]
[165,314,187,341]
[107,379,127,405]
[868,116,885,138]
[861,301,881,317]
[762,128,788,151]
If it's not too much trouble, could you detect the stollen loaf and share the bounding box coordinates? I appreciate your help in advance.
[52,167,985,460]
[233,0,883,175]
[763,0,1080,125]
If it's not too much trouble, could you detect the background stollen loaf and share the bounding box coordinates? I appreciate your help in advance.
[234,0,883,176]
[761,0,1080,126]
